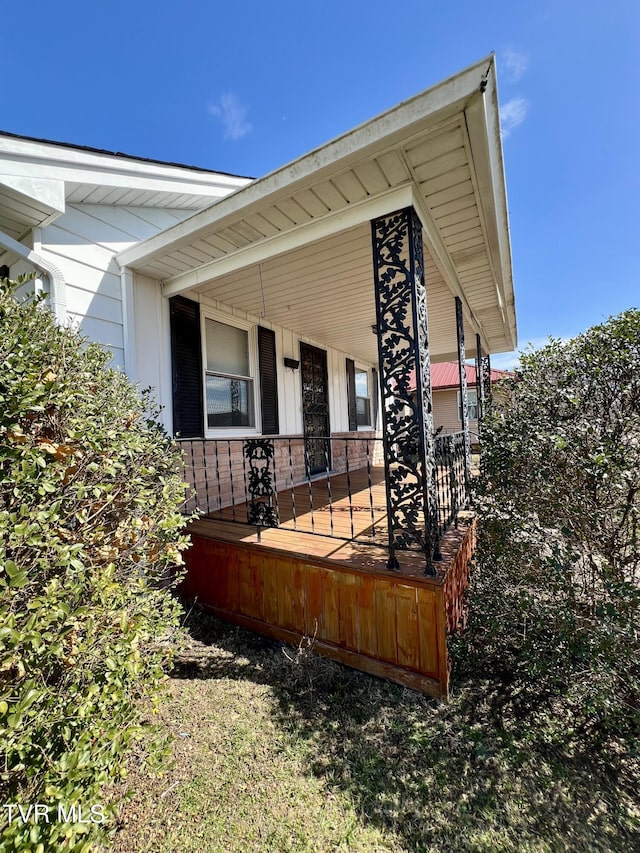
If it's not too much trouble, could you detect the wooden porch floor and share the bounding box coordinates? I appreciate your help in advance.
[215,466,387,533]
[201,466,444,579]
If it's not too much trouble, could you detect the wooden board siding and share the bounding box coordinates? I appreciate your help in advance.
[443,516,477,634]
[181,519,476,698]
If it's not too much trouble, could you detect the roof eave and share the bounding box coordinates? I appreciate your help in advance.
[0,134,252,206]
[117,56,494,270]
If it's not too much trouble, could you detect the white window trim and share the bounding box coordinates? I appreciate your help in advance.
[457,388,479,423]
[355,365,373,431]
[201,307,261,437]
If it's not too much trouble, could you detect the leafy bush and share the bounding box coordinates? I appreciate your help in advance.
[456,309,640,744]
[0,278,189,851]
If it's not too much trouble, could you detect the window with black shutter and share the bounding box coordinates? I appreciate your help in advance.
[169,296,204,438]
[258,326,279,435]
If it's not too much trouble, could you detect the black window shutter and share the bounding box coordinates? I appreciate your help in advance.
[346,358,357,432]
[372,367,379,430]
[258,326,279,435]
[169,296,204,438]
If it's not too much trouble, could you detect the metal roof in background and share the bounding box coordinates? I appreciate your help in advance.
[410,361,513,392]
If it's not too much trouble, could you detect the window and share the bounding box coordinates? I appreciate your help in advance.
[205,317,255,428]
[169,298,278,437]
[458,388,478,422]
[355,368,372,427]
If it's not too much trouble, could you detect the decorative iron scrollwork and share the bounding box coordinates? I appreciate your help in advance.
[371,207,439,574]
[475,333,485,421]
[455,297,472,486]
[481,353,492,407]
[244,439,279,528]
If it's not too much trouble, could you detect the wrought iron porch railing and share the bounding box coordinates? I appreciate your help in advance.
[178,432,469,558]
[434,432,469,537]
[179,435,384,545]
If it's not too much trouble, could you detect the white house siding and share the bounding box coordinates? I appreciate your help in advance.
[132,273,173,426]
[6,257,46,302]
[192,290,372,438]
[35,204,200,370]
[4,233,46,302]
[132,275,379,438]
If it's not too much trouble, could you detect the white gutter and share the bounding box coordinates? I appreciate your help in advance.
[0,228,66,322]
[119,265,136,378]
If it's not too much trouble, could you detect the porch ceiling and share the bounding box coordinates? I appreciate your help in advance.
[186,223,466,365]
[118,56,516,362]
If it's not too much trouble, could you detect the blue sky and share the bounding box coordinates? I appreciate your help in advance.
[3,1,639,368]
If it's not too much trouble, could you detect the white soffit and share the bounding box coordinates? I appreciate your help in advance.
[0,132,251,215]
[190,223,474,365]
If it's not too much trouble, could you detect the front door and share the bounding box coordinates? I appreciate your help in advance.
[300,342,331,476]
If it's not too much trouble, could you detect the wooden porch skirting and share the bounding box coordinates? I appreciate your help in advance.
[180,516,476,699]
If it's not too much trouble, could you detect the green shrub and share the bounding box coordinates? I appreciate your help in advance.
[456,309,640,744]
[0,278,190,851]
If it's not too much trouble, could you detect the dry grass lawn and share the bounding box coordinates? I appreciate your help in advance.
[109,608,639,853]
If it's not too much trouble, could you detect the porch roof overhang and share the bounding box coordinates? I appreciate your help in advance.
[117,56,517,365]
[0,177,65,242]
[0,130,251,242]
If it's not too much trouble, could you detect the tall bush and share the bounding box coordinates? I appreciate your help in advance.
[457,309,640,742]
[0,278,189,851]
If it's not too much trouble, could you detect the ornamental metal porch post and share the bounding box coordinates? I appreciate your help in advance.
[475,333,485,421]
[481,352,492,406]
[371,207,440,576]
[455,297,472,490]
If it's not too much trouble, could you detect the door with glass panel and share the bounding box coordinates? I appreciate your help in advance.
[300,342,330,476]
[204,318,255,428]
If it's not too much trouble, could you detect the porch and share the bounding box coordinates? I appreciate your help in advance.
[120,59,515,697]
[179,433,474,698]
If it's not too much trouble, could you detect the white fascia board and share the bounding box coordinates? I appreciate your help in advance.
[118,56,494,270]
[162,184,415,297]
[464,66,517,351]
[0,137,250,200]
